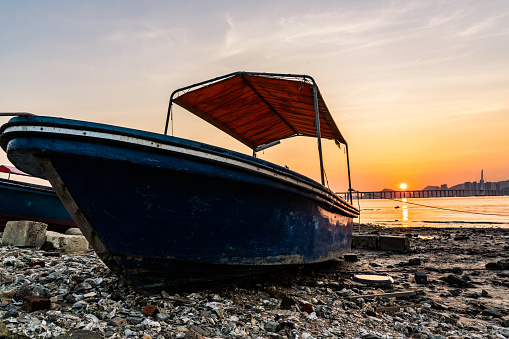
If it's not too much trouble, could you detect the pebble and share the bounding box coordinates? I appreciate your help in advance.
[1,233,509,338]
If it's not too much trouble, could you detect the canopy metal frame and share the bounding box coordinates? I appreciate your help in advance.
[164,71,353,203]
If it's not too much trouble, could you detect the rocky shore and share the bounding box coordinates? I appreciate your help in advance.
[1,224,509,338]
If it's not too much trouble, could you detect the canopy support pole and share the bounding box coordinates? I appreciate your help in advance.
[346,144,353,204]
[164,92,176,135]
[312,84,325,186]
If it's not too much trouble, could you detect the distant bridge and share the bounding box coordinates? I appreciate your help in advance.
[336,189,509,200]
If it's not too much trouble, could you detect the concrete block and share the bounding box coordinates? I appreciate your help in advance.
[45,231,89,253]
[378,236,410,252]
[1,220,47,248]
[352,235,379,250]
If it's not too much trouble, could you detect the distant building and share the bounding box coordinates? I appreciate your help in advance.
[450,183,465,190]
[433,171,508,196]
[480,169,485,191]
[500,180,509,190]
[423,185,440,190]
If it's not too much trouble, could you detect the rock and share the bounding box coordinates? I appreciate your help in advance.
[156,312,171,322]
[361,334,379,339]
[144,304,159,317]
[65,228,83,236]
[466,292,481,298]
[486,261,509,270]
[14,283,32,301]
[415,271,427,284]
[71,300,88,310]
[277,321,296,331]
[481,309,503,318]
[110,317,128,327]
[1,220,47,248]
[126,316,143,325]
[55,330,102,339]
[441,274,471,287]
[454,234,470,240]
[280,296,297,309]
[0,290,15,299]
[408,258,421,265]
[21,295,51,312]
[74,281,93,292]
[183,328,206,339]
[30,259,45,267]
[83,292,97,298]
[0,321,11,337]
[43,251,61,257]
[44,231,89,253]
[300,303,314,313]
[265,322,278,332]
[344,254,359,262]
[452,267,463,274]
[189,325,210,337]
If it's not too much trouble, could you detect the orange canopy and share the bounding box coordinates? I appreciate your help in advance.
[171,72,347,150]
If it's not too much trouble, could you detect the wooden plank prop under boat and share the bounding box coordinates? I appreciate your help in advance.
[0,165,76,231]
[0,72,359,291]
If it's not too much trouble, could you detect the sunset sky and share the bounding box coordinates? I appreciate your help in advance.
[1,0,508,192]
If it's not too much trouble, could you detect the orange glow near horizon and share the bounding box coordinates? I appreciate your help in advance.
[0,2,508,193]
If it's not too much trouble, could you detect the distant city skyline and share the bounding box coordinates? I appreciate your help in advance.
[423,169,509,192]
[382,169,509,192]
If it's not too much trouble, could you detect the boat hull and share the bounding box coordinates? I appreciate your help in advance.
[0,178,75,231]
[1,116,358,291]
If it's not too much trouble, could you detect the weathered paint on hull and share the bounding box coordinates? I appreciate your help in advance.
[0,178,75,231]
[1,116,358,291]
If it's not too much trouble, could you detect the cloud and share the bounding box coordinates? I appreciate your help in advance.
[457,13,509,38]
[222,12,245,57]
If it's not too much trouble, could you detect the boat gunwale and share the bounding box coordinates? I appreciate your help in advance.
[0,177,55,194]
[1,118,359,217]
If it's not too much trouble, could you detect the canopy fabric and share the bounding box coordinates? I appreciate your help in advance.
[0,165,30,176]
[172,73,347,149]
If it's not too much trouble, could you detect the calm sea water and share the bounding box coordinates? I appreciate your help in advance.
[355,196,509,228]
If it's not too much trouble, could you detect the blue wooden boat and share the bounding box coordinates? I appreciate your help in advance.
[0,72,359,291]
[0,165,76,231]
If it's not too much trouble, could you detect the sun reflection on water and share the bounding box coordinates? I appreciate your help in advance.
[402,198,409,227]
